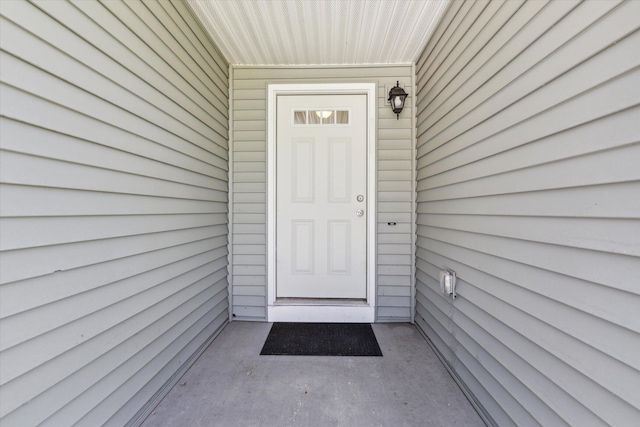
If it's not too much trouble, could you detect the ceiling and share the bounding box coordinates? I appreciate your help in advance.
[187,0,450,66]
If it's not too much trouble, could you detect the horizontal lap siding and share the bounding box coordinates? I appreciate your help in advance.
[231,66,414,321]
[0,1,229,426]
[415,0,640,426]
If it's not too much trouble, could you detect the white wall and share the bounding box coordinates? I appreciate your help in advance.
[415,0,640,425]
[0,1,230,425]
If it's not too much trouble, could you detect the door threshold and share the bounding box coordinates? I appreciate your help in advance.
[268,301,375,323]
[274,298,367,306]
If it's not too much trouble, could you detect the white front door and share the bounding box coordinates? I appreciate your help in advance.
[276,94,367,300]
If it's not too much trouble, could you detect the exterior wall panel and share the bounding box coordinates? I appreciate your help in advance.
[0,1,229,425]
[231,66,414,322]
[415,0,640,426]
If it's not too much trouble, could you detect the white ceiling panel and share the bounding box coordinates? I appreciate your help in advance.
[188,0,450,65]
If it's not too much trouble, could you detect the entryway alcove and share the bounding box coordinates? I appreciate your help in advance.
[2,1,637,426]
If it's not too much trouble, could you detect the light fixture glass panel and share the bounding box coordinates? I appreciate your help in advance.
[336,110,349,124]
[294,111,307,124]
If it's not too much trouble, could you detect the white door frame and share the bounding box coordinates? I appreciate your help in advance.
[267,83,377,322]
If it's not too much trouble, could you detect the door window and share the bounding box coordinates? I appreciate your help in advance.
[293,109,350,125]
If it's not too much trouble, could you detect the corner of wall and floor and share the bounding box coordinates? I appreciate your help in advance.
[413,1,640,426]
[0,1,231,425]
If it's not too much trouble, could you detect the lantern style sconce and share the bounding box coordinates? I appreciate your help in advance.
[388,81,408,119]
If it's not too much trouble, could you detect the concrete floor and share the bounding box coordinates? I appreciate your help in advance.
[143,322,485,427]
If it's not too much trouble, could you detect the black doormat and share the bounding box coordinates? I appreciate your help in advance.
[260,323,382,356]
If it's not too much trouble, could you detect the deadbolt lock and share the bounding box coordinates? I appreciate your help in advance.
[357,195,364,202]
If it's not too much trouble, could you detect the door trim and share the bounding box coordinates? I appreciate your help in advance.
[267,83,377,322]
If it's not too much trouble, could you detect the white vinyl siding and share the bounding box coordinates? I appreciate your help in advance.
[415,1,640,426]
[231,66,414,322]
[0,1,229,426]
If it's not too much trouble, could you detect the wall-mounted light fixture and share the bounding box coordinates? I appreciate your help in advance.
[388,81,408,119]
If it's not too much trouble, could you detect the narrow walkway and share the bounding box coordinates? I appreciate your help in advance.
[143,322,484,427]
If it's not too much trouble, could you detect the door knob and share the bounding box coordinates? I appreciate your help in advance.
[356,209,364,217]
